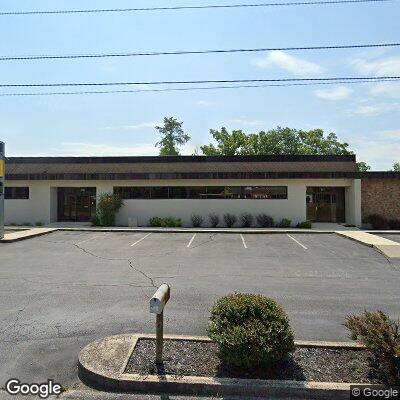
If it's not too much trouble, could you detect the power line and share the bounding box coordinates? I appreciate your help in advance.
[0,0,394,16]
[0,76,398,88]
[1,42,399,61]
[0,78,398,97]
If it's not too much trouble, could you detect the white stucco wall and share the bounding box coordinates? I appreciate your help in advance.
[345,179,362,227]
[4,182,51,225]
[4,178,360,227]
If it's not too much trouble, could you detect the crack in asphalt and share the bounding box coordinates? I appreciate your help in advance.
[0,302,29,336]
[73,242,157,288]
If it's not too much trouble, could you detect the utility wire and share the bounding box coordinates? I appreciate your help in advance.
[0,0,395,16]
[0,76,398,88]
[0,78,398,97]
[1,42,399,61]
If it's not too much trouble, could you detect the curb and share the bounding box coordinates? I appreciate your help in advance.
[60,227,332,234]
[78,334,364,399]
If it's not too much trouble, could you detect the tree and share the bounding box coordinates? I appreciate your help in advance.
[155,117,190,156]
[392,162,400,172]
[356,161,371,172]
[200,126,353,156]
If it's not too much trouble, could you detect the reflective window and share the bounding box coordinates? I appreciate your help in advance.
[114,186,287,200]
[5,187,30,199]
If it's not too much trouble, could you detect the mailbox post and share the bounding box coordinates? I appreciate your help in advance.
[150,283,170,364]
[0,142,4,240]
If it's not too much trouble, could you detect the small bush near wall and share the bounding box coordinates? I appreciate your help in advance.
[223,213,237,228]
[296,220,312,229]
[191,214,204,227]
[278,218,291,228]
[35,222,43,227]
[241,213,253,228]
[367,214,400,230]
[93,193,123,227]
[388,219,400,230]
[345,310,400,384]
[149,217,182,227]
[209,213,220,228]
[256,214,274,228]
[208,293,295,369]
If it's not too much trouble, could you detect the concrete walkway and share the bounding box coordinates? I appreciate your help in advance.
[336,230,400,259]
[0,227,57,242]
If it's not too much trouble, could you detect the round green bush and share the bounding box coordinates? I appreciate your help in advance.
[208,293,295,369]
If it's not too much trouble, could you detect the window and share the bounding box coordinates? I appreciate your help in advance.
[114,186,287,200]
[5,187,29,199]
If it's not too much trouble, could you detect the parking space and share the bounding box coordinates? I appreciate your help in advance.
[1,230,399,390]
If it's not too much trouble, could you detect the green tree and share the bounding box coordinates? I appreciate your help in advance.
[356,161,371,172]
[392,162,400,172]
[155,117,190,156]
[200,126,352,156]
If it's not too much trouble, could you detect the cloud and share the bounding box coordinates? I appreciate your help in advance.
[314,86,352,100]
[348,133,400,170]
[196,100,214,107]
[351,56,400,76]
[349,103,400,116]
[229,118,264,127]
[251,51,325,76]
[103,122,160,131]
[369,82,400,98]
[378,129,400,139]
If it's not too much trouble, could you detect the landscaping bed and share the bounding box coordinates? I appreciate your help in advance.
[125,338,382,384]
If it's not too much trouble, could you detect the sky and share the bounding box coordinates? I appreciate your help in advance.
[0,0,399,170]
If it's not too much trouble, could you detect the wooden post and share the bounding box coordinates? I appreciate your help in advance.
[156,311,164,364]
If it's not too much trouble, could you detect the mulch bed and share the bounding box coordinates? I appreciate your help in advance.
[125,338,383,383]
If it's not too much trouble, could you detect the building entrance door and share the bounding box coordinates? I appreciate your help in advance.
[57,187,96,222]
[306,187,345,222]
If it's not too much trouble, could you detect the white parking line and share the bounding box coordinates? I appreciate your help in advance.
[187,233,197,248]
[130,233,152,247]
[75,234,103,246]
[287,234,307,250]
[240,234,248,249]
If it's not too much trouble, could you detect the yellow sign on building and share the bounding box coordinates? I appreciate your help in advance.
[0,160,4,177]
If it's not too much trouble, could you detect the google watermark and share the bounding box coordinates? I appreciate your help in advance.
[351,385,400,400]
[5,379,63,398]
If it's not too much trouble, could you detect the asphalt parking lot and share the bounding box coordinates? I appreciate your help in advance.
[0,231,399,394]
[376,233,400,243]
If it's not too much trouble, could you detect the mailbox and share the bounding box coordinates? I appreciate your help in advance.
[150,284,170,314]
[149,283,170,364]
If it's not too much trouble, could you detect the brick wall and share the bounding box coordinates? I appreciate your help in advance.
[361,179,400,222]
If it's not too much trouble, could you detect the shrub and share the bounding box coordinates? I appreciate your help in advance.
[388,219,400,230]
[95,193,123,226]
[256,214,274,228]
[91,214,101,227]
[191,214,204,228]
[22,222,32,226]
[35,222,43,227]
[278,218,291,228]
[149,217,182,227]
[209,213,220,228]
[241,213,254,228]
[296,220,312,229]
[223,213,237,228]
[345,310,400,384]
[367,214,389,230]
[208,293,295,369]
[149,217,163,227]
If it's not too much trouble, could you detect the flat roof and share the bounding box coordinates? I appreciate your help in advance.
[6,154,356,164]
